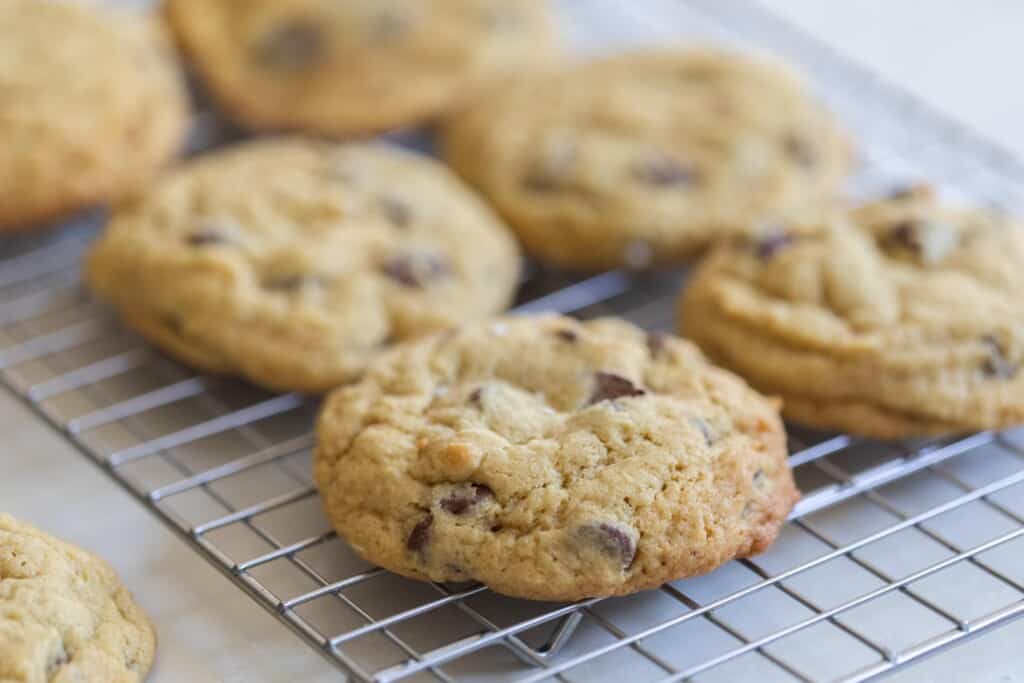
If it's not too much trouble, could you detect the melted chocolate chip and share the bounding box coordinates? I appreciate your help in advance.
[186,229,228,247]
[576,523,637,569]
[755,230,797,260]
[784,134,816,168]
[589,372,647,405]
[381,253,451,288]
[646,331,669,358]
[631,157,697,187]
[255,21,324,69]
[379,196,412,229]
[982,335,1017,379]
[406,515,433,552]
[440,484,493,515]
[468,387,484,407]
[556,329,579,343]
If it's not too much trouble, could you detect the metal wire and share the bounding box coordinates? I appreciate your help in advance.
[2,1,1023,681]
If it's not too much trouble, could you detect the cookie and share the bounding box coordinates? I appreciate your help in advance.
[679,186,1024,439]
[314,315,798,601]
[0,0,188,231]
[0,515,155,683]
[165,0,559,137]
[85,138,521,394]
[443,49,851,270]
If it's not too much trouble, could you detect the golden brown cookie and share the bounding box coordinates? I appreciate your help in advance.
[165,0,559,137]
[443,49,851,270]
[0,515,155,683]
[85,138,521,394]
[679,186,1024,438]
[0,0,188,231]
[314,315,798,601]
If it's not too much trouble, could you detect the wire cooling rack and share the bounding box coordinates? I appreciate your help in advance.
[4,1,1024,681]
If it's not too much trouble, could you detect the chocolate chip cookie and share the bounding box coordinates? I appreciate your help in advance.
[679,186,1024,438]
[443,49,851,270]
[85,138,521,393]
[0,0,188,231]
[314,315,798,601]
[165,0,559,137]
[0,515,155,682]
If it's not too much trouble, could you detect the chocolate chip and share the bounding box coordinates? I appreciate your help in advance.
[690,417,715,446]
[379,196,412,229]
[885,220,917,250]
[589,372,646,405]
[406,515,433,552]
[755,230,797,260]
[254,21,324,69]
[982,335,1017,379]
[575,523,637,569]
[381,252,451,288]
[556,329,578,343]
[882,219,958,264]
[888,186,918,200]
[468,387,484,407]
[524,140,576,192]
[784,134,815,168]
[631,157,697,187]
[186,229,228,247]
[46,649,68,676]
[886,184,934,202]
[646,331,668,358]
[440,484,493,515]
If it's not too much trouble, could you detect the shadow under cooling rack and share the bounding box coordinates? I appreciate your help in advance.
[2,0,1024,681]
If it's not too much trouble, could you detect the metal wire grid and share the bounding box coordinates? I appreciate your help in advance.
[2,1,1024,681]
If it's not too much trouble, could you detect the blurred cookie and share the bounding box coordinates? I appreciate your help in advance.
[0,514,155,683]
[314,315,798,601]
[679,186,1024,438]
[0,0,188,230]
[86,138,521,393]
[165,0,559,136]
[444,49,851,270]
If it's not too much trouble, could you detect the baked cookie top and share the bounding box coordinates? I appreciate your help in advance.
[0,0,187,230]
[86,138,521,394]
[314,315,798,601]
[679,186,1024,438]
[0,515,155,683]
[443,48,851,270]
[165,0,559,137]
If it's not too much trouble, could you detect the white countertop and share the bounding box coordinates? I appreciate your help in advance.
[4,2,1024,682]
